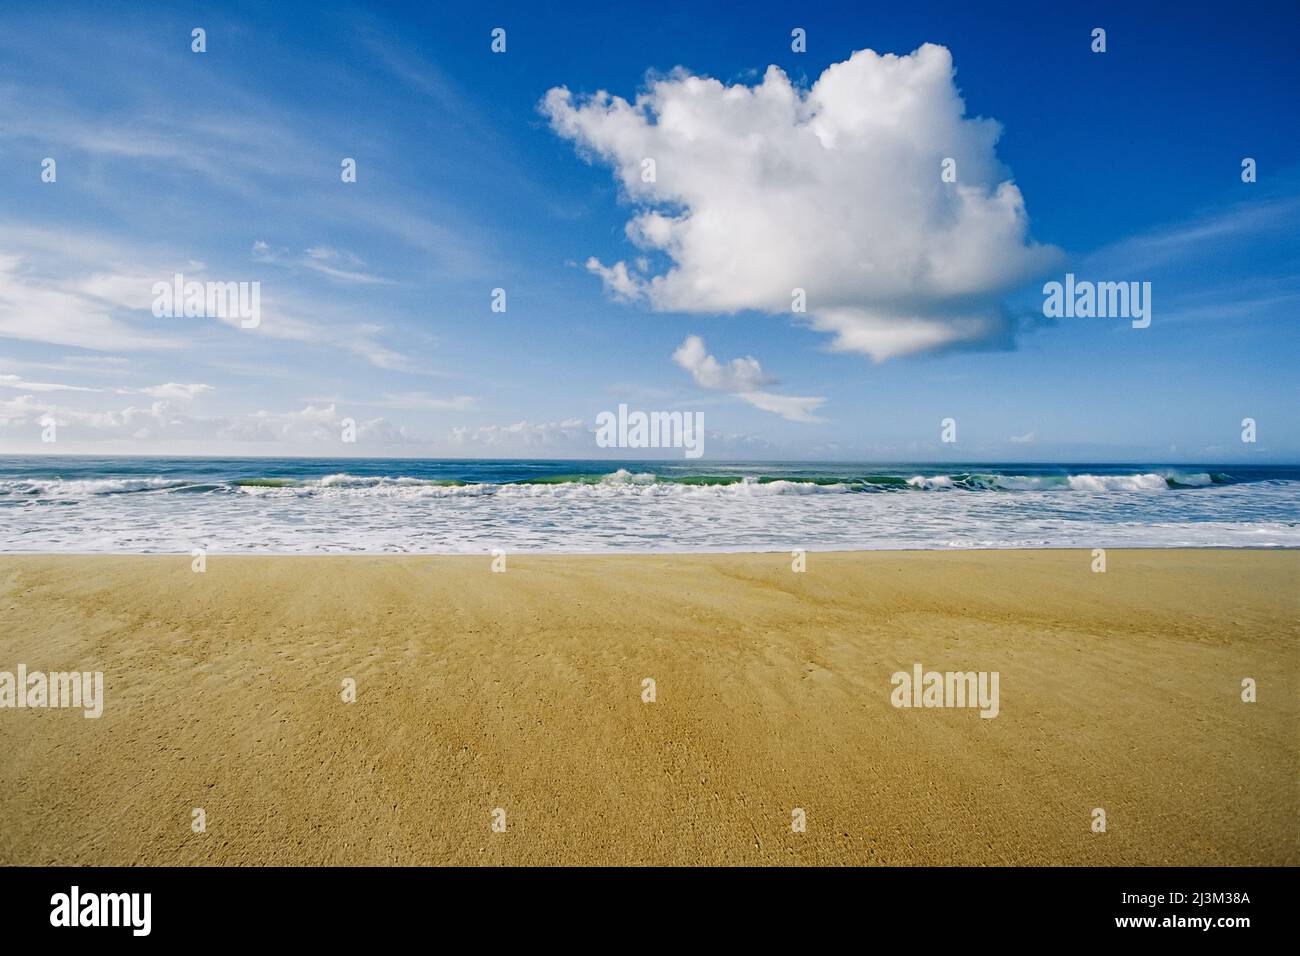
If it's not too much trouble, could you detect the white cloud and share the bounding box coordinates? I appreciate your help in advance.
[253,241,392,286]
[0,250,177,352]
[0,393,187,439]
[449,418,588,449]
[221,403,407,444]
[118,383,214,401]
[0,373,97,393]
[736,390,826,423]
[584,257,641,302]
[673,335,824,422]
[672,335,770,392]
[298,248,392,286]
[0,394,406,445]
[1088,196,1300,275]
[0,224,411,369]
[1,373,211,401]
[1008,431,1036,444]
[371,392,475,411]
[544,44,1060,362]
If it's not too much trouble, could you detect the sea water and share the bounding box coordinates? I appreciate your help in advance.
[1,457,1296,553]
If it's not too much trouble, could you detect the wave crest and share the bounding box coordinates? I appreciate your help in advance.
[0,469,1239,501]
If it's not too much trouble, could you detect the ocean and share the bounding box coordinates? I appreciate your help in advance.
[1,456,1297,553]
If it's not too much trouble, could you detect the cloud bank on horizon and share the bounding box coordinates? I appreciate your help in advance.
[544,43,1062,362]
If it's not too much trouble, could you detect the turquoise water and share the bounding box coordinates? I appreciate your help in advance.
[2,457,1297,553]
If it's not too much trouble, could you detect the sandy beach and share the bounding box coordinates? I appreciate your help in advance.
[1,549,1296,866]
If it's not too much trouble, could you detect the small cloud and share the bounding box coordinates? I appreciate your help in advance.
[673,335,771,392]
[1008,431,1036,444]
[737,391,826,423]
[585,257,642,301]
[251,239,289,262]
[673,335,824,422]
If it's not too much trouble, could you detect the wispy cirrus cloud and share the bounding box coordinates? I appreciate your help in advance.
[0,374,211,400]
[253,241,394,286]
[0,373,98,393]
[0,245,179,352]
[1085,195,1300,275]
[1074,194,1300,329]
[0,224,413,369]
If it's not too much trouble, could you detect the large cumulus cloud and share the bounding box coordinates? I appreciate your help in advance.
[543,44,1060,361]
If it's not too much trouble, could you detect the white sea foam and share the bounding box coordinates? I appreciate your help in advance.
[2,466,1295,553]
[0,477,192,497]
[0,470,1233,500]
[218,470,1210,499]
[1066,472,1167,492]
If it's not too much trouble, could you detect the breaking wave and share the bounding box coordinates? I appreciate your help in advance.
[2,458,1294,553]
[0,468,1239,500]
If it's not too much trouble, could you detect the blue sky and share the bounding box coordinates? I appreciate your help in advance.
[0,0,1296,461]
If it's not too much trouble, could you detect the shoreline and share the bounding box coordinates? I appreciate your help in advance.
[2,549,1297,865]
[0,544,1297,557]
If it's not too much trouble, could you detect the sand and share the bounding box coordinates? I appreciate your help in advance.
[0,549,1296,866]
